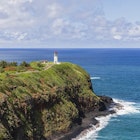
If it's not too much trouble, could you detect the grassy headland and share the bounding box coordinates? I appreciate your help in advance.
[0,61,113,139]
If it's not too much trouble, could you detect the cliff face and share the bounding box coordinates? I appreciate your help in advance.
[0,63,112,139]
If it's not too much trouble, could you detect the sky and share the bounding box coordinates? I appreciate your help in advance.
[0,0,140,48]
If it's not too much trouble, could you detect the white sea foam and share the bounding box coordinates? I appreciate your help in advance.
[72,115,112,140]
[113,99,140,115]
[90,77,101,80]
[72,98,140,140]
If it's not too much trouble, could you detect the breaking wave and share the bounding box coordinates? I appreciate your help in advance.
[72,99,140,140]
[90,77,101,80]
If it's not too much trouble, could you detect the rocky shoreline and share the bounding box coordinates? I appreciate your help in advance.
[0,63,120,139]
[49,96,117,140]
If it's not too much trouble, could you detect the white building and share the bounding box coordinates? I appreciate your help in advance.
[54,51,58,64]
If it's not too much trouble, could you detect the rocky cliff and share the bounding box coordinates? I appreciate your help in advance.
[0,62,113,140]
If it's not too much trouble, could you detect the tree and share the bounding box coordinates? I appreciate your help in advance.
[0,61,8,68]
[10,62,17,67]
[20,61,30,67]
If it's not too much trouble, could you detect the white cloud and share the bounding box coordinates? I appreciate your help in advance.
[8,0,33,5]
[113,35,122,40]
[3,31,27,41]
[0,0,34,29]
[0,0,140,47]
[110,27,122,40]
[52,18,67,35]
[128,25,140,36]
[47,3,62,18]
[51,18,88,39]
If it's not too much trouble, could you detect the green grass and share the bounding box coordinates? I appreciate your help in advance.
[0,61,101,139]
[0,62,99,101]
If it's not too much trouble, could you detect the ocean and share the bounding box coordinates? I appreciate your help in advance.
[0,48,140,140]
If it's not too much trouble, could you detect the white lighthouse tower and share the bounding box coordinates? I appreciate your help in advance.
[54,51,58,64]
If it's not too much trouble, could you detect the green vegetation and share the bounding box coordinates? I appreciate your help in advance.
[0,60,47,78]
[0,61,101,139]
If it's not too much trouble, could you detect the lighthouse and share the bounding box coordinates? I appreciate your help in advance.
[54,51,58,64]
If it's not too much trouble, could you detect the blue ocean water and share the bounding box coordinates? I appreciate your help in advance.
[0,48,140,140]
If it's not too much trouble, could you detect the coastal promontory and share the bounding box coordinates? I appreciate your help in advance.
[0,62,113,140]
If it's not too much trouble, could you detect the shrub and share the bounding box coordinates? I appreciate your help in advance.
[20,61,30,67]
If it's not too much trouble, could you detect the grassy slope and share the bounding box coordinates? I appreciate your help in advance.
[0,62,100,139]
